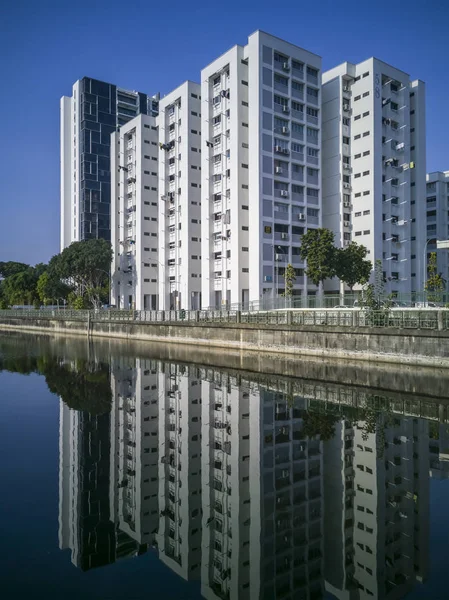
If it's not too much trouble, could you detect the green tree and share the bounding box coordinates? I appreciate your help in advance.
[283,263,297,297]
[425,252,445,302]
[0,261,30,278]
[334,242,372,290]
[2,268,39,306]
[48,239,112,309]
[37,271,70,306]
[299,228,336,286]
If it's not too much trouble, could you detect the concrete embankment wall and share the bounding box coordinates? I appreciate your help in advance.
[1,316,449,368]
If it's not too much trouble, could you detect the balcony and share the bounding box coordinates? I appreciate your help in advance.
[214,278,225,291]
[307,155,319,166]
[292,169,304,182]
[214,259,222,271]
[274,127,290,136]
[292,151,304,163]
[274,80,289,93]
[306,93,319,106]
[307,115,318,126]
[274,145,289,156]
[307,195,319,205]
[274,103,290,116]
[292,88,304,101]
[213,220,223,233]
[292,109,304,122]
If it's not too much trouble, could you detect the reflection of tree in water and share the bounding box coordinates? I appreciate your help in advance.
[0,339,111,415]
[43,361,111,415]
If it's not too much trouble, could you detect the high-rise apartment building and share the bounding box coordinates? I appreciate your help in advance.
[201,31,322,308]
[425,171,449,288]
[158,82,202,310]
[322,60,426,296]
[60,77,158,250]
[110,114,160,310]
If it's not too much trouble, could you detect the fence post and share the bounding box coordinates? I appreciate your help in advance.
[236,310,241,324]
[438,310,444,331]
[195,310,200,323]
[286,311,292,325]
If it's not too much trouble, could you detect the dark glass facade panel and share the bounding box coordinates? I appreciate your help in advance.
[79,77,154,242]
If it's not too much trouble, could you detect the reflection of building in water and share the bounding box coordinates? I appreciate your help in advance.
[201,377,324,600]
[110,358,160,550]
[429,422,449,480]
[155,363,203,579]
[58,402,117,570]
[324,414,429,600]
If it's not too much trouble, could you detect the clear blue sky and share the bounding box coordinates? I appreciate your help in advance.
[1,0,448,265]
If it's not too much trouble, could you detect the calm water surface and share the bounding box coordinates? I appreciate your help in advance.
[1,333,449,600]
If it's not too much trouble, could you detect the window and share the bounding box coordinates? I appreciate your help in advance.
[363,209,370,215]
[354,95,361,101]
[355,153,361,159]
[242,122,248,127]
[355,231,361,236]
[362,91,370,97]
[363,130,370,137]
[362,71,369,78]
[355,211,361,217]
[242,101,248,107]
[242,267,249,273]
[363,111,369,117]
[307,87,318,97]
[343,117,350,126]
[242,225,249,231]
[191,129,198,134]
[241,80,248,86]
[242,247,249,252]
[242,205,249,210]
[363,230,370,235]
[363,170,370,176]
[363,190,370,196]
[354,115,361,121]
[242,142,249,148]
[242,163,248,169]
[363,150,370,156]
[354,134,361,140]
[354,173,361,179]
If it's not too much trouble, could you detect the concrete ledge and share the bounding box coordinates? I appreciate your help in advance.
[1,316,449,368]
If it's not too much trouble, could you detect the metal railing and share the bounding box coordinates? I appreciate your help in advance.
[1,308,448,331]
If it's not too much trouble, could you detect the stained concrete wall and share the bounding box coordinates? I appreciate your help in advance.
[1,316,449,368]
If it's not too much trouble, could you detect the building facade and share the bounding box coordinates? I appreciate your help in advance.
[60,77,158,250]
[322,60,426,296]
[425,171,449,290]
[201,31,322,308]
[158,82,202,310]
[110,114,160,310]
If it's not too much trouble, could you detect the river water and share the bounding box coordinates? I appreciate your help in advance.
[0,332,448,600]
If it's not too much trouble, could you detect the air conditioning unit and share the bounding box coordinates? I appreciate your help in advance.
[344,240,350,246]
[275,254,282,261]
[275,166,283,174]
[344,220,350,227]
[283,62,290,71]
[343,182,351,189]
[282,126,289,134]
[275,145,282,152]
[282,106,290,114]
[343,104,350,111]
[281,232,288,240]
[343,85,350,92]
[264,275,273,282]
[298,213,306,221]
[343,201,351,208]
[282,148,290,155]
[280,190,288,197]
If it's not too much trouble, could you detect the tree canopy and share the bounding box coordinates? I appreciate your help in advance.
[334,242,372,290]
[0,239,112,309]
[299,228,337,286]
